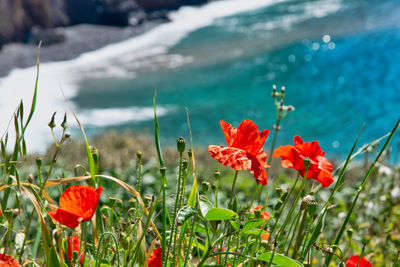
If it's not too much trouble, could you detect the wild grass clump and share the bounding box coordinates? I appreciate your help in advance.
[0,53,400,267]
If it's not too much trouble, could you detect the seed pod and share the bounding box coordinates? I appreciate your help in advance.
[177,137,186,154]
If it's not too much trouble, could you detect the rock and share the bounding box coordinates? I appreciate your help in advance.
[30,27,66,46]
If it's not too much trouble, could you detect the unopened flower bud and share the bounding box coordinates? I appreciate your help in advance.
[303,157,311,170]
[273,199,283,211]
[108,197,116,207]
[4,209,13,221]
[202,181,210,193]
[137,151,142,159]
[214,170,220,179]
[307,200,318,217]
[271,85,279,97]
[64,132,71,139]
[129,198,137,208]
[177,137,186,154]
[13,209,19,218]
[160,166,166,176]
[254,209,261,219]
[275,187,284,197]
[61,113,68,129]
[188,149,192,158]
[35,157,42,167]
[116,199,123,209]
[144,195,153,207]
[48,112,56,129]
[27,173,34,183]
[347,228,353,239]
[301,195,313,210]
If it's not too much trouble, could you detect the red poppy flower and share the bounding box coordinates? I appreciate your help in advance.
[0,254,22,267]
[148,248,162,267]
[272,136,333,188]
[48,185,103,228]
[208,120,270,185]
[64,235,84,265]
[346,255,373,267]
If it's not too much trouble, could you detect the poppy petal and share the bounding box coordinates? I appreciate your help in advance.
[208,145,251,170]
[59,185,102,221]
[0,254,22,267]
[346,255,373,267]
[231,120,261,153]
[247,153,268,185]
[220,120,237,146]
[48,208,83,229]
[148,248,162,267]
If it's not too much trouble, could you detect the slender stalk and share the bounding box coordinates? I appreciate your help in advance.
[267,241,278,267]
[393,250,400,267]
[183,215,198,266]
[285,210,301,255]
[277,167,308,242]
[229,171,239,207]
[161,167,167,266]
[268,173,300,247]
[324,119,399,266]
[293,208,308,258]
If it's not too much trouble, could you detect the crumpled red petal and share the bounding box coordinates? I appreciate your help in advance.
[0,254,22,267]
[346,255,373,267]
[148,248,162,267]
[208,145,251,170]
[66,235,84,265]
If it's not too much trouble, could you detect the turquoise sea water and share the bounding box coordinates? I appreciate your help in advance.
[72,0,400,159]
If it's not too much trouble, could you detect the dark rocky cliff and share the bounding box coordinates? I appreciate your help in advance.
[0,0,208,48]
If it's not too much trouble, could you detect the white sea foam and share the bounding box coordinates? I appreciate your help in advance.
[0,0,336,152]
[78,106,171,127]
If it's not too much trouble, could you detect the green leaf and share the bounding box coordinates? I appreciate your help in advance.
[242,219,266,232]
[242,229,269,236]
[199,195,214,217]
[257,252,303,267]
[204,208,238,221]
[230,221,240,231]
[177,206,197,225]
[153,91,164,166]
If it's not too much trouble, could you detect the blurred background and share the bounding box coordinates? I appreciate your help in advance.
[0,0,399,159]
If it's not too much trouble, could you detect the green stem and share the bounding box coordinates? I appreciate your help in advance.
[293,208,308,259]
[96,232,120,267]
[229,171,239,207]
[267,241,278,267]
[324,118,399,266]
[268,117,281,165]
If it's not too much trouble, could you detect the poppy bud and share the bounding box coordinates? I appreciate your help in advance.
[182,158,188,170]
[137,151,142,159]
[273,199,283,211]
[301,195,313,210]
[100,205,111,216]
[214,170,220,179]
[27,173,34,183]
[72,251,79,265]
[108,197,116,207]
[202,181,210,193]
[120,232,129,250]
[144,195,153,207]
[307,200,318,218]
[35,157,42,167]
[254,209,261,219]
[303,157,311,170]
[64,132,71,139]
[160,166,166,176]
[90,146,98,163]
[347,228,353,239]
[129,198,137,208]
[48,112,56,129]
[4,208,13,222]
[61,113,68,129]
[116,199,123,209]
[188,149,192,158]
[280,188,289,202]
[177,137,186,154]
[275,187,284,197]
[273,211,280,218]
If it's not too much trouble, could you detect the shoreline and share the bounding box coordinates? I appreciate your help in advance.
[0,19,165,77]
